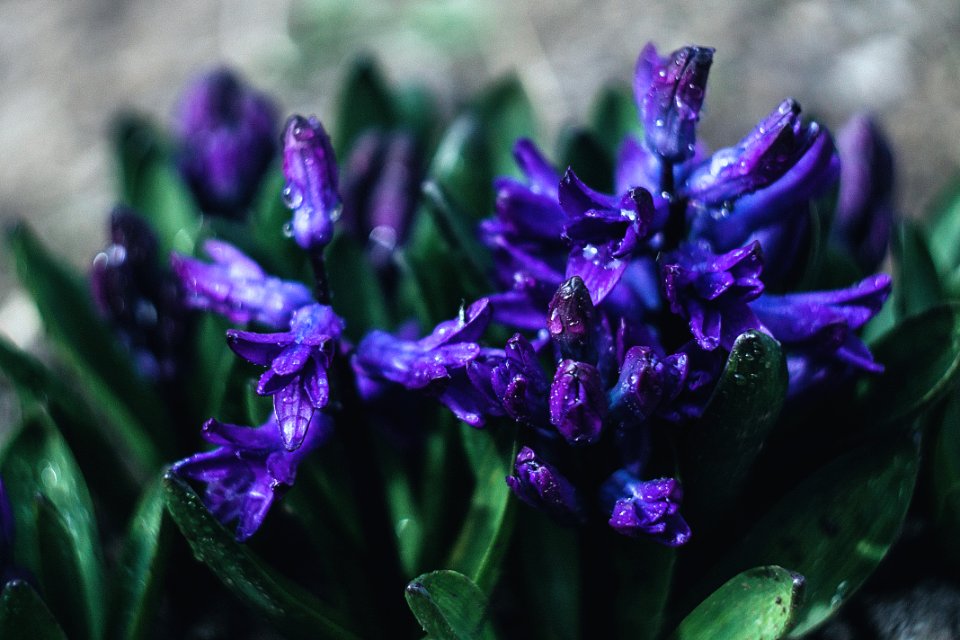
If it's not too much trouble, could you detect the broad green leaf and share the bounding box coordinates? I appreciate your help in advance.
[420,181,493,292]
[107,477,171,640]
[112,113,200,257]
[470,75,537,180]
[691,432,918,637]
[162,473,359,640]
[518,513,580,640]
[893,221,943,319]
[669,566,805,640]
[589,84,641,158]
[558,127,614,192]
[404,570,495,640]
[613,540,676,639]
[425,114,493,221]
[6,223,171,460]
[326,232,392,340]
[0,411,104,640]
[394,84,440,151]
[925,176,960,274]
[0,336,150,491]
[247,166,307,281]
[0,580,68,640]
[932,391,960,565]
[446,424,517,592]
[334,56,397,158]
[682,331,788,529]
[860,303,960,426]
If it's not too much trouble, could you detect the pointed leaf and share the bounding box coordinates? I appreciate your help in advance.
[334,56,397,158]
[892,221,942,319]
[518,513,580,640]
[404,570,495,640]
[326,232,392,340]
[161,472,359,640]
[682,331,788,528]
[558,127,614,193]
[669,566,805,640]
[107,477,171,640]
[0,580,68,640]
[420,181,493,292]
[925,176,960,274]
[470,75,537,180]
[589,84,641,158]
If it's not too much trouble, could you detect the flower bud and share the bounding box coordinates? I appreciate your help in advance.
[506,446,584,524]
[547,276,598,361]
[603,470,690,546]
[549,359,607,445]
[282,115,341,253]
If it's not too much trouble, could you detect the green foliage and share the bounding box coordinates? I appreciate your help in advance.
[404,570,495,640]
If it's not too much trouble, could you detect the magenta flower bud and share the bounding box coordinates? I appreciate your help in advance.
[282,115,341,253]
[549,359,607,445]
[506,446,584,524]
[635,43,714,162]
[547,276,599,361]
[175,68,278,218]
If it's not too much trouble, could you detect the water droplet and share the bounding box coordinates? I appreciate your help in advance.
[282,185,303,209]
[329,203,343,222]
[282,222,294,238]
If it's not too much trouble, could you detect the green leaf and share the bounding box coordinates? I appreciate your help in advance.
[518,513,580,640]
[669,566,805,640]
[425,114,493,221]
[589,84,641,158]
[469,75,537,180]
[925,176,960,274]
[860,303,960,426]
[404,570,495,640]
[112,113,200,257]
[613,540,676,639]
[334,56,397,158]
[420,181,493,292]
[692,432,918,637]
[892,221,943,319]
[107,477,171,640]
[558,127,614,193]
[0,411,104,640]
[0,580,68,640]
[326,232,392,340]
[162,472,359,640]
[6,223,170,462]
[681,331,788,528]
[446,424,517,592]
[933,389,960,559]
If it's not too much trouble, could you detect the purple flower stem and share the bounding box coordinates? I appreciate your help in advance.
[310,251,331,305]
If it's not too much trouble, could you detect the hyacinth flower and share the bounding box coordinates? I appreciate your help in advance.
[173,239,313,329]
[92,207,189,382]
[602,471,691,547]
[506,446,584,525]
[832,114,896,273]
[752,274,892,399]
[227,303,345,450]
[282,115,341,256]
[174,68,278,218]
[172,412,332,541]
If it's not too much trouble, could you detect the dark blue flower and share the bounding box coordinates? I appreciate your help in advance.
[174,68,278,217]
[282,115,341,253]
[549,359,607,445]
[661,240,764,351]
[227,303,345,450]
[173,239,313,330]
[634,43,714,162]
[470,333,549,428]
[172,412,331,541]
[506,446,584,524]
[602,470,690,546]
[608,346,688,425]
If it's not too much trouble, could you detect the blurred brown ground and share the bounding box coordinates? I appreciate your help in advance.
[1,0,959,345]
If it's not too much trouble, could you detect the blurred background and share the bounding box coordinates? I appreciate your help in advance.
[1,0,959,348]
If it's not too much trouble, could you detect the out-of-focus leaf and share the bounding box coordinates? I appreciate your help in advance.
[112,113,200,257]
[446,424,517,593]
[0,411,104,640]
[394,84,440,152]
[334,57,397,158]
[404,570,495,640]
[470,75,537,181]
[682,331,788,529]
[519,513,580,640]
[6,223,171,460]
[860,303,960,426]
[107,477,171,640]
[932,390,960,566]
[558,127,614,193]
[892,221,943,319]
[0,580,68,640]
[589,85,641,158]
[926,177,960,274]
[669,566,805,640]
[613,540,676,640]
[162,472,359,640]
[690,431,918,637]
[326,232,392,340]
[420,181,492,292]
[425,114,493,221]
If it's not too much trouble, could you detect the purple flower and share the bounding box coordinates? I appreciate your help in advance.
[172,239,313,330]
[608,346,688,425]
[832,114,895,272]
[174,69,278,217]
[603,470,690,546]
[352,298,492,391]
[751,274,892,398]
[227,303,345,450]
[506,446,584,524]
[172,412,331,541]
[661,240,765,351]
[550,359,607,445]
[471,334,549,427]
[282,115,341,253]
[547,276,600,362]
[92,207,189,381]
[635,43,714,162]
[615,137,704,232]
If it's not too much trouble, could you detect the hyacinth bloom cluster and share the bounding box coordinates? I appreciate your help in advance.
[353,41,894,546]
